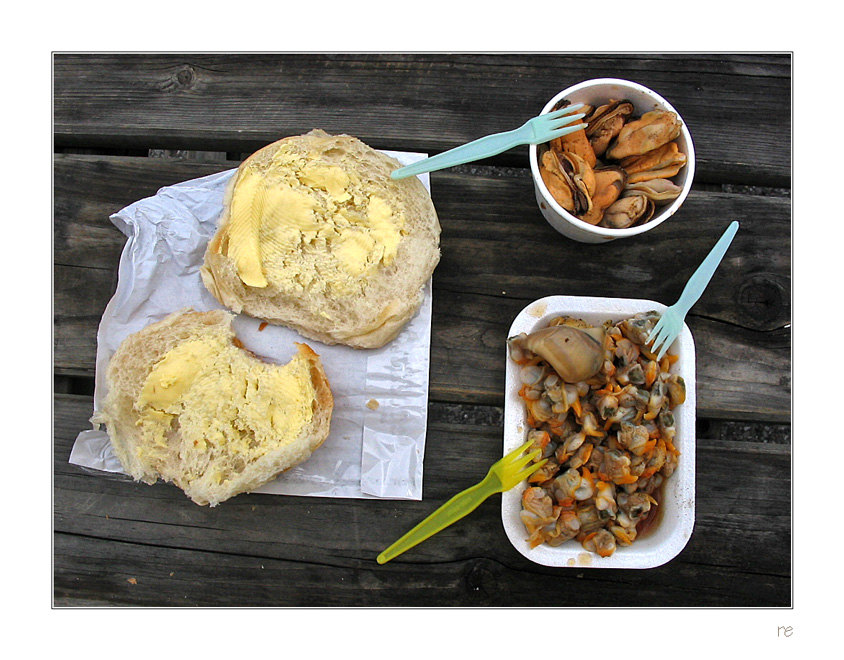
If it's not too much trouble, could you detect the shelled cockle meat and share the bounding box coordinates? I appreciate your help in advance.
[508,312,686,557]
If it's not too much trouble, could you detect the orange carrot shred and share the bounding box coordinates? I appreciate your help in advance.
[613,474,639,485]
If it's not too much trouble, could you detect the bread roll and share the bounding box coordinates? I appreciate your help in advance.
[200,129,441,349]
[93,308,333,506]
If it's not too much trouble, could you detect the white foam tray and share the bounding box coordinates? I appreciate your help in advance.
[502,295,696,569]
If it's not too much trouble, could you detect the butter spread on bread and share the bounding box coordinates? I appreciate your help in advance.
[93,309,333,506]
[201,129,441,349]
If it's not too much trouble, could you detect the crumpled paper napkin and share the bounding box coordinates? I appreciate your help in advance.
[69,150,433,500]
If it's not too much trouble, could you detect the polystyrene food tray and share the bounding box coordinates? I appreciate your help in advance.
[502,295,696,568]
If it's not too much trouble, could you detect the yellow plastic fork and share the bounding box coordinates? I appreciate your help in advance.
[376,439,548,564]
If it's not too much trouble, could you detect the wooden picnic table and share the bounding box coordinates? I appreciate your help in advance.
[53,53,791,607]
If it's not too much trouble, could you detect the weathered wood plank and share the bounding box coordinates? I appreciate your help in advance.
[54,393,790,607]
[53,53,791,187]
[426,291,789,422]
[53,154,791,329]
[52,53,792,611]
[53,154,790,420]
[54,154,232,270]
[53,264,115,375]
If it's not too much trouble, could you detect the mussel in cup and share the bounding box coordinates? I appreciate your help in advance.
[539,99,687,229]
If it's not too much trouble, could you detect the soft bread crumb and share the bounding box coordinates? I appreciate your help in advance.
[200,130,441,349]
[96,309,333,506]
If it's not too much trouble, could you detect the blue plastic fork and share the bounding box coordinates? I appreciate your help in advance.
[647,221,740,360]
[390,105,587,180]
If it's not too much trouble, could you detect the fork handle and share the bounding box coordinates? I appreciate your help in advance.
[391,125,532,180]
[376,476,498,564]
[675,221,740,314]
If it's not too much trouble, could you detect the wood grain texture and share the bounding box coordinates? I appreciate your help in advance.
[53,53,790,187]
[53,154,790,420]
[55,394,789,607]
[52,54,792,608]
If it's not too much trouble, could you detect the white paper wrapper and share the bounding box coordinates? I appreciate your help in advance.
[69,150,433,501]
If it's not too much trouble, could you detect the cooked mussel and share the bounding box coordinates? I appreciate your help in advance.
[579,166,627,226]
[550,100,597,166]
[625,178,684,203]
[585,100,634,157]
[540,149,596,216]
[606,110,682,160]
[510,324,607,383]
[539,98,688,229]
[619,141,687,183]
[600,194,655,229]
[541,150,577,212]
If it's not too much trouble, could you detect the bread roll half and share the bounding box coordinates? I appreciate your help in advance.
[93,309,333,506]
[200,130,441,349]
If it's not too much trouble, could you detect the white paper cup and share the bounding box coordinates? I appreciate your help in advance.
[530,78,696,243]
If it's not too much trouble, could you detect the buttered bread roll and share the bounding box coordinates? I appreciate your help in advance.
[200,129,441,349]
[93,309,333,506]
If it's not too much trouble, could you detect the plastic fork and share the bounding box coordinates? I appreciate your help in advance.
[390,105,587,180]
[376,439,548,564]
[647,221,740,360]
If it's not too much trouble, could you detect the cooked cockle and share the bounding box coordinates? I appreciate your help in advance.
[610,524,637,546]
[553,467,591,502]
[556,432,587,467]
[645,380,666,420]
[616,384,650,410]
[567,442,594,469]
[620,311,661,345]
[528,458,561,484]
[509,313,684,557]
[582,529,617,558]
[617,491,657,525]
[617,421,650,456]
[614,337,640,366]
[595,480,618,515]
[665,373,687,407]
[527,428,553,456]
[596,392,619,419]
[520,486,559,545]
[525,394,553,424]
[600,448,633,483]
[549,502,581,546]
